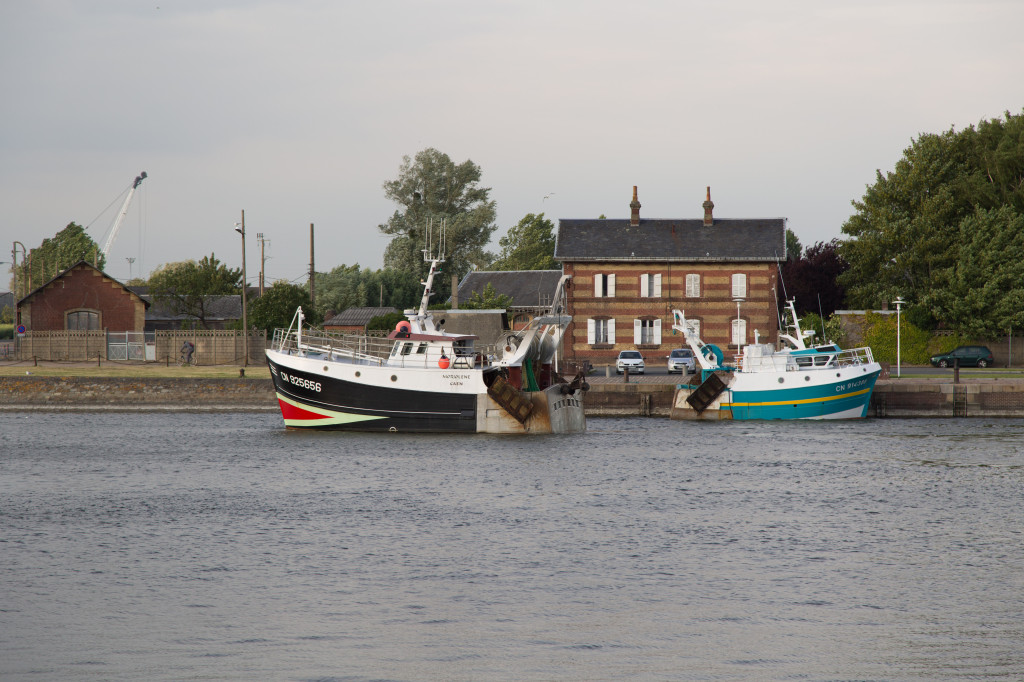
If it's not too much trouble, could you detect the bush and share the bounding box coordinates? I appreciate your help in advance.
[861,312,969,364]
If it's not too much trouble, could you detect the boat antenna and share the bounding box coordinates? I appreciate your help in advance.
[817,293,826,343]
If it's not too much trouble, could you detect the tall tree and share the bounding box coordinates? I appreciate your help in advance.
[778,239,848,317]
[839,109,1024,335]
[249,281,321,332]
[148,254,242,328]
[314,264,420,319]
[18,223,105,291]
[378,148,497,300]
[490,213,558,271]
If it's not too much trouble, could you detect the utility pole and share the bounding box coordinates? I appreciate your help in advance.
[235,210,249,367]
[309,223,315,308]
[256,233,267,296]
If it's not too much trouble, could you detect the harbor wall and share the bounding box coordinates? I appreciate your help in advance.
[2,376,1024,418]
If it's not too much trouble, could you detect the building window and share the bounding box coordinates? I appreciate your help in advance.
[587,318,615,345]
[685,273,701,298]
[639,273,662,298]
[731,273,747,298]
[731,318,747,346]
[66,310,100,330]
[634,318,662,345]
[594,273,616,298]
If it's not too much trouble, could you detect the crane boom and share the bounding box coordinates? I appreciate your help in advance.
[101,171,147,257]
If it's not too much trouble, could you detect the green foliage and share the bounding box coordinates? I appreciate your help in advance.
[785,228,802,261]
[148,254,242,328]
[18,223,105,291]
[0,305,13,324]
[0,324,12,339]
[248,282,320,332]
[840,109,1024,337]
[860,312,966,365]
[314,265,421,320]
[367,311,409,331]
[378,148,497,300]
[491,213,558,271]
[459,283,513,310]
[798,312,845,347]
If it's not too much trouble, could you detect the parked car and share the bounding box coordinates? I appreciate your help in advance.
[929,345,994,368]
[666,348,696,374]
[616,350,645,374]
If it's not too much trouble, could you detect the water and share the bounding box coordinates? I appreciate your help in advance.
[2,413,1023,681]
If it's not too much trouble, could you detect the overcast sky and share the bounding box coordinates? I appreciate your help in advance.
[2,0,1022,286]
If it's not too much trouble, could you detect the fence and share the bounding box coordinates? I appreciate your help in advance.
[12,329,266,365]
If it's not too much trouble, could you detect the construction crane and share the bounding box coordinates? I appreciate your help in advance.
[100,171,147,257]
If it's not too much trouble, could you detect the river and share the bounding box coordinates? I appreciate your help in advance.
[2,413,1023,680]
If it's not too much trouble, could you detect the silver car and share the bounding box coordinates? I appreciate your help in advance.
[616,350,645,374]
[667,348,696,374]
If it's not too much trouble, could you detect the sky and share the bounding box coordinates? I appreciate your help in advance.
[2,0,1023,286]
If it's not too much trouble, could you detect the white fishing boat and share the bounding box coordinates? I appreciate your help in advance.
[670,301,882,420]
[265,233,587,433]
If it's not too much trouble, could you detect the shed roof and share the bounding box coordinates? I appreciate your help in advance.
[555,218,786,262]
[455,270,563,309]
[324,306,397,327]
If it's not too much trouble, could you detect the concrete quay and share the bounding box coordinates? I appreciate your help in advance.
[1,374,1023,418]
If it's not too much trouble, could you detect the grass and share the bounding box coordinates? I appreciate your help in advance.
[0,360,270,379]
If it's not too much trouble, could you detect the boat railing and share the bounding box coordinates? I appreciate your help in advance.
[740,345,875,373]
[272,328,392,365]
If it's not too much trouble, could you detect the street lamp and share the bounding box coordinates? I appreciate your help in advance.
[733,297,744,358]
[893,296,905,379]
[235,211,248,367]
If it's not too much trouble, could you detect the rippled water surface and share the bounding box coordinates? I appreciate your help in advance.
[2,413,1024,681]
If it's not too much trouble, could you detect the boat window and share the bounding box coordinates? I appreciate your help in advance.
[400,343,414,356]
[416,343,428,354]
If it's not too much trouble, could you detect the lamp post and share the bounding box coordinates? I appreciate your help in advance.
[235,211,249,367]
[893,296,905,379]
[733,297,744,358]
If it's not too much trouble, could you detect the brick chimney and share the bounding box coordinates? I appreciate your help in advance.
[702,186,714,226]
[630,186,641,226]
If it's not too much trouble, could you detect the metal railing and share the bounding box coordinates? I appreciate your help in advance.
[740,345,876,373]
[271,328,499,369]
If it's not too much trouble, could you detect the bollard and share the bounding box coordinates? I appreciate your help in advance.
[605,365,611,378]
[954,358,960,384]
[623,367,629,383]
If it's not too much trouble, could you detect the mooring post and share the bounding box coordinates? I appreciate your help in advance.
[954,358,960,384]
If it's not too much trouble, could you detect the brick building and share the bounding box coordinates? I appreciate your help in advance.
[555,187,785,367]
[17,261,148,332]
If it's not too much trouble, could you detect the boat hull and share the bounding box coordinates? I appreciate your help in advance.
[267,351,585,434]
[672,366,881,420]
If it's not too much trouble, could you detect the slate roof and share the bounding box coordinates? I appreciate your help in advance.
[455,270,563,309]
[555,218,786,262]
[324,306,397,327]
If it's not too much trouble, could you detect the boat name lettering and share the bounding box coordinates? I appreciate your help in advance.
[836,378,869,392]
[442,373,470,380]
[279,371,322,393]
[552,397,581,411]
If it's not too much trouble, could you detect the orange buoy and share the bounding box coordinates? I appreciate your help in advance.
[438,353,450,369]
[395,321,411,333]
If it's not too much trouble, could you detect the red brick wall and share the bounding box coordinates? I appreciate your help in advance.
[21,265,145,332]
[564,261,778,366]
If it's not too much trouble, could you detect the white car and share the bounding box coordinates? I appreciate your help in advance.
[667,348,696,374]
[616,350,645,374]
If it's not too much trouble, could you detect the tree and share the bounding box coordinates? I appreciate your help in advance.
[778,239,848,317]
[249,281,321,332]
[840,109,1024,335]
[378,148,497,300]
[314,265,421,319]
[148,254,242,328]
[785,228,802,261]
[490,213,558,271]
[459,283,513,310]
[18,222,105,290]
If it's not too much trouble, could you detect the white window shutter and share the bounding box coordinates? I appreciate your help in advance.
[634,318,642,345]
[640,273,649,298]
[653,273,662,298]
[654,318,662,345]
[687,274,700,298]
[732,273,747,298]
[587,318,596,344]
[594,274,602,298]
[608,273,616,297]
[608,318,616,344]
